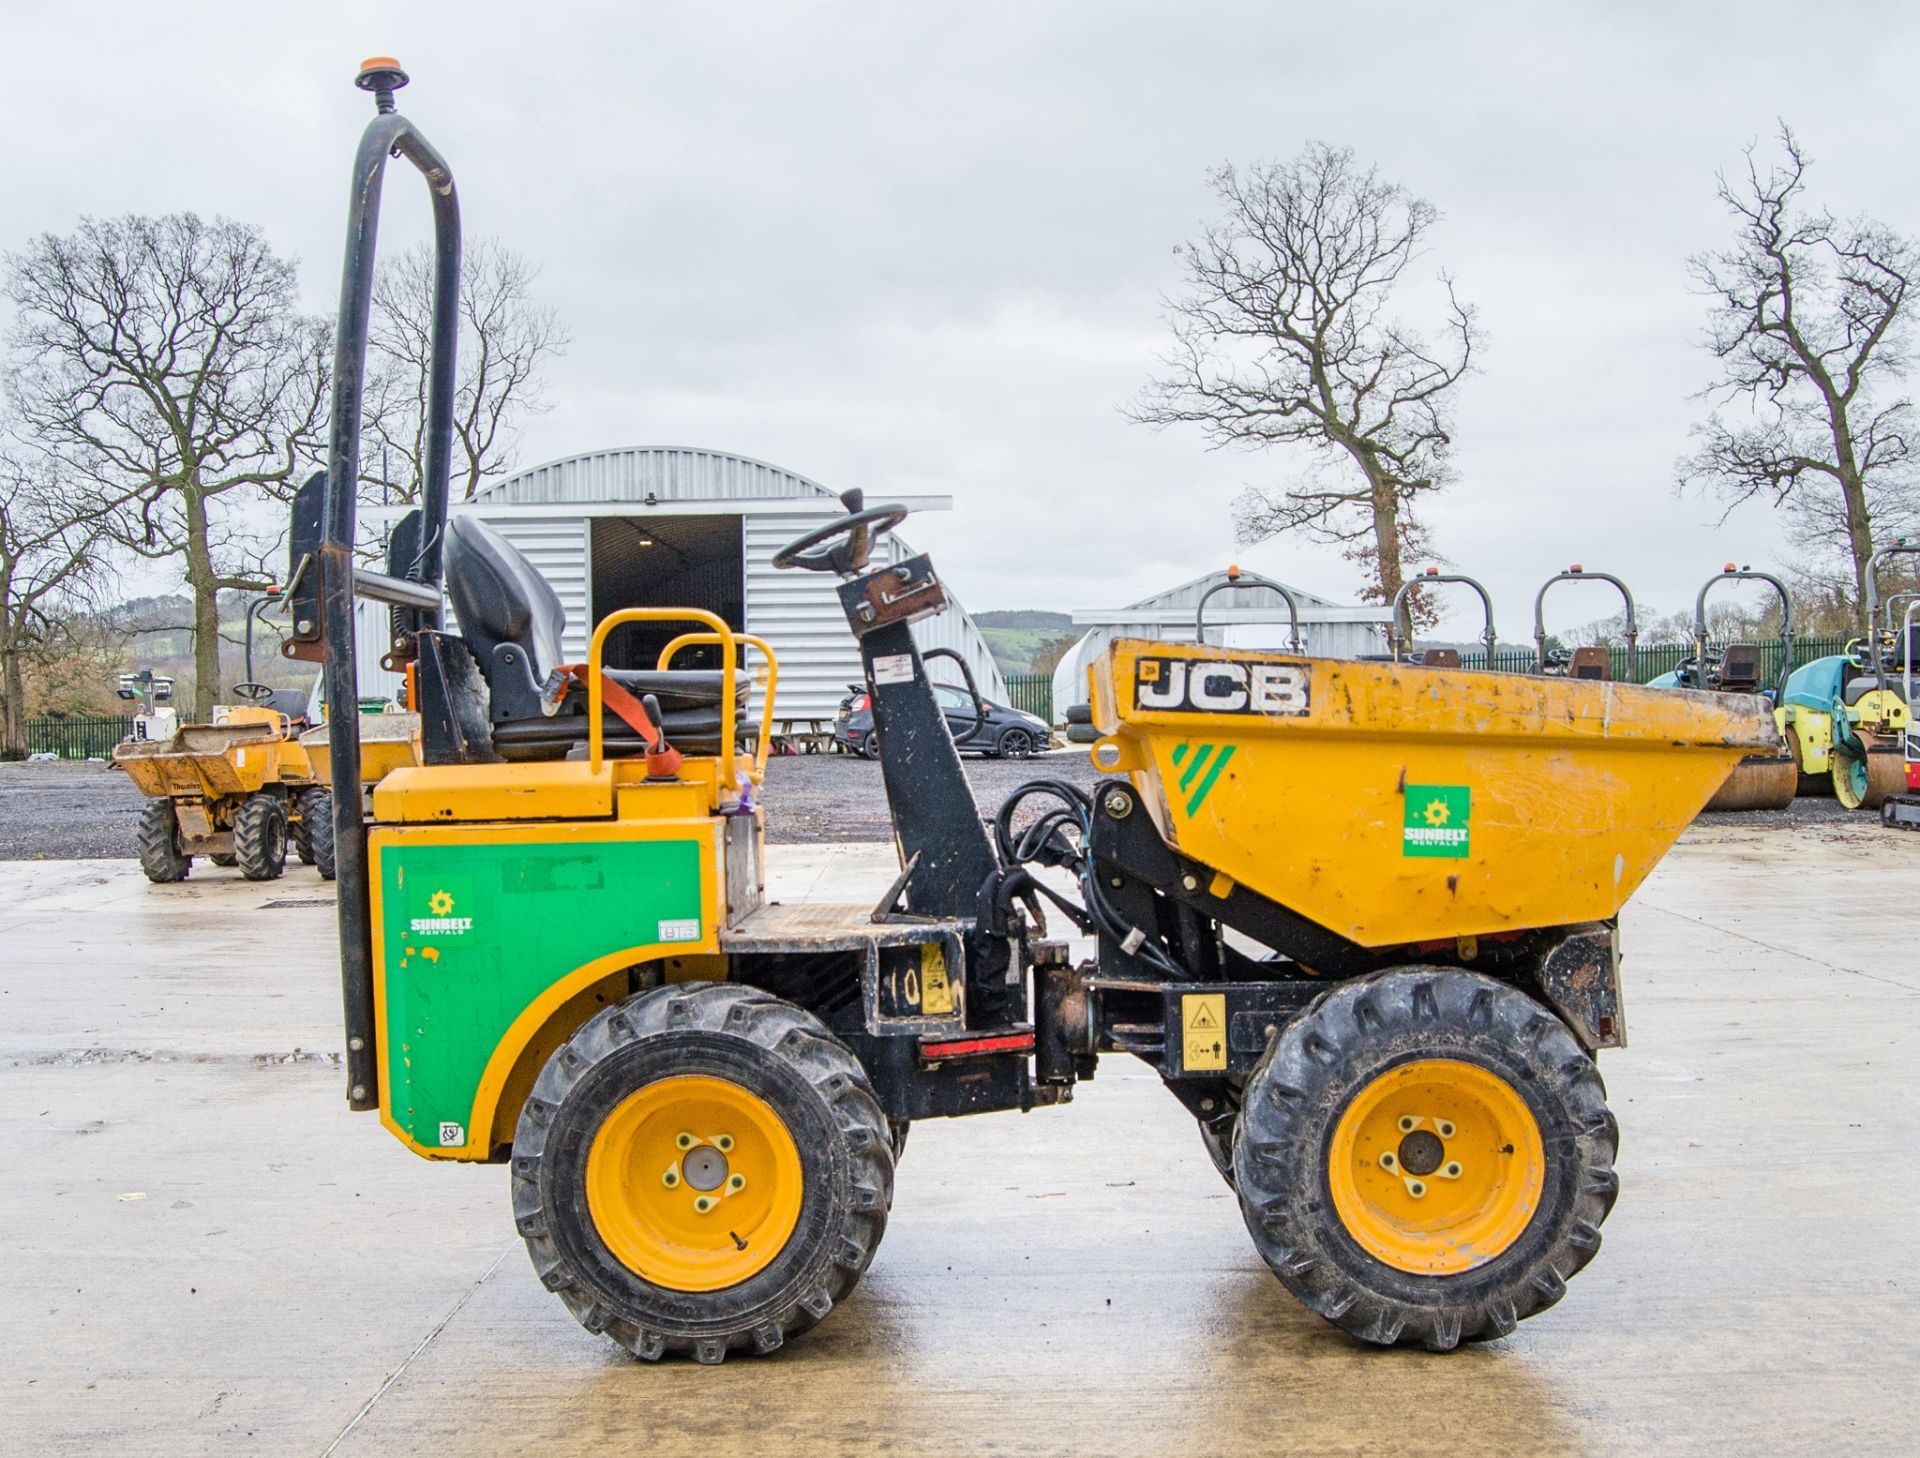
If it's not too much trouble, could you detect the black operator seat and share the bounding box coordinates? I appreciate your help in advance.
[441,515,750,761]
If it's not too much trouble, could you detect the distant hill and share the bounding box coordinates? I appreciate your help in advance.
[975,610,1078,677]
[974,610,1073,631]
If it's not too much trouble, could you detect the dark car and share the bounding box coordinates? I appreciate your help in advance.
[834,682,1051,760]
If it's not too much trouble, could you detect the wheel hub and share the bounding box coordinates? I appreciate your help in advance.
[585,1075,803,1292]
[1328,1058,1546,1275]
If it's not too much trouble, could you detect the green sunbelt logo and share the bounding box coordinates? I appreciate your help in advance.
[1170,742,1238,817]
[1404,785,1471,858]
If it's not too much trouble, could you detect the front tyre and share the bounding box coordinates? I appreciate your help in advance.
[136,798,190,883]
[995,726,1036,760]
[1235,967,1617,1351]
[512,983,893,1363]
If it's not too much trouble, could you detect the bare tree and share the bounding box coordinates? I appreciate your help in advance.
[1132,145,1476,617]
[0,451,115,757]
[362,238,568,505]
[1680,125,1919,635]
[3,214,329,718]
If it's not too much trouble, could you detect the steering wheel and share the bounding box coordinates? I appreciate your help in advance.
[231,681,276,703]
[772,489,909,574]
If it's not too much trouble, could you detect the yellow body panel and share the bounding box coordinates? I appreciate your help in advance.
[1090,640,1776,947]
[375,754,732,824]
[300,712,420,786]
[113,709,309,798]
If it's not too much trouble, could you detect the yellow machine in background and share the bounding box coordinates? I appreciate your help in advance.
[115,696,328,882]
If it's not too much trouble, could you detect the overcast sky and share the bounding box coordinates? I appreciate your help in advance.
[8,2,1919,639]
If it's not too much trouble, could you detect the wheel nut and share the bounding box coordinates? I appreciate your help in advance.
[1379,1151,1398,1170]
[1437,1120,1455,1139]
[1407,1179,1427,1198]
[1444,1161,1462,1178]
[675,1132,696,1150]
[715,1134,735,1152]
[693,1195,716,1213]
[662,1168,680,1188]
[1398,1115,1417,1133]
[727,1174,746,1192]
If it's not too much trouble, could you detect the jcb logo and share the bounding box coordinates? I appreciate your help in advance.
[1135,656,1310,717]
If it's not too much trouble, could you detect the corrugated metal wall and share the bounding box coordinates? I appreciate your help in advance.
[740,517,1008,724]
[350,449,1006,726]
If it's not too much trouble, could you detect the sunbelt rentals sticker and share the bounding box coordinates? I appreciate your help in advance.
[1403,785,1471,859]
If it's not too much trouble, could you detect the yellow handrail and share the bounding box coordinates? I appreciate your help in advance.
[587,609,736,784]
[657,632,780,779]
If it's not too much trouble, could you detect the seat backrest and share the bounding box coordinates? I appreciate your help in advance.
[1716,643,1762,694]
[1420,648,1461,668]
[444,515,567,680]
[1568,646,1611,681]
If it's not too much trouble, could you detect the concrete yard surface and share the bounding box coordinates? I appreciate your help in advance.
[1,822,1916,1456]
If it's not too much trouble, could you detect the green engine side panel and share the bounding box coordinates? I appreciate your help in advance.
[378,837,704,1149]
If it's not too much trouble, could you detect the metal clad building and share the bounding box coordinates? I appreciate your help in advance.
[360,447,1005,721]
[1049,570,1394,721]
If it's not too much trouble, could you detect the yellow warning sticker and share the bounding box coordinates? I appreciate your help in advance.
[1182,993,1227,1071]
[920,943,955,1015]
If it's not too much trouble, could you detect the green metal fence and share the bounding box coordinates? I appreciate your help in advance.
[25,715,133,759]
[1003,672,1053,722]
[1459,635,1853,684]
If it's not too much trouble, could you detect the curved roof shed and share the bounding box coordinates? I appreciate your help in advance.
[450,446,1006,723]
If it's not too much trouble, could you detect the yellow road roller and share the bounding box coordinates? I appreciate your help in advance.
[289,60,1777,1363]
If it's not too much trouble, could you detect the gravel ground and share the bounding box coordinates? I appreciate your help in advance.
[0,749,1880,861]
[0,751,1105,859]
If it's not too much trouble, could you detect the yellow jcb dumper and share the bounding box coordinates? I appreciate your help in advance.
[288,59,1776,1364]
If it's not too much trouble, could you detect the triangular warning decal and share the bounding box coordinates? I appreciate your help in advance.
[1188,1002,1219,1030]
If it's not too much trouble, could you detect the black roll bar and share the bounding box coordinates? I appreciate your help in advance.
[1532,566,1637,680]
[1193,568,1302,652]
[1694,565,1794,703]
[1390,568,1497,667]
[321,59,461,1112]
[1863,539,1920,693]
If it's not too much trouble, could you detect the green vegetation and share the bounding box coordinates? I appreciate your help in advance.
[975,611,1076,675]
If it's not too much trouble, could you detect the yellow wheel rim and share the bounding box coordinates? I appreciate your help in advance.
[585,1074,804,1292]
[1328,1058,1545,1276]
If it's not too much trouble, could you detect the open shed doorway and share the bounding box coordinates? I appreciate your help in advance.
[590,515,745,672]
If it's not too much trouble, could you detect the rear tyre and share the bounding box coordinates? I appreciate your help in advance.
[512,982,893,1363]
[298,788,336,880]
[232,794,287,881]
[1235,967,1617,1351]
[136,798,190,883]
[210,852,239,868]
[860,734,882,761]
